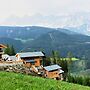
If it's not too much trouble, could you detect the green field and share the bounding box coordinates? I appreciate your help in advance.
[50,57,79,61]
[62,57,79,61]
[0,72,90,90]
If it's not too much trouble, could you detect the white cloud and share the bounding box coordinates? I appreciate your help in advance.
[0,0,90,25]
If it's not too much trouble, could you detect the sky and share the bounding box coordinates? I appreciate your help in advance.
[0,0,90,25]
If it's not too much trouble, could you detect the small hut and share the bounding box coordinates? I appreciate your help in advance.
[43,64,64,80]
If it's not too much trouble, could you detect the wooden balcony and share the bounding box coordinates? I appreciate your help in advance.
[0,51,4,54]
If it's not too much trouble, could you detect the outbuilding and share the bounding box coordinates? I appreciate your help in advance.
[43,64,64,80]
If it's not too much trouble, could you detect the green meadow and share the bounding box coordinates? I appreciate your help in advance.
[0,71,90,90]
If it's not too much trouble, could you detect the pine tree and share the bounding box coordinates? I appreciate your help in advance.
[67,51,73,61]
[4,45,16,55]
[67,51,73,73]
[52,50,60,64]
[4,44,11,55]
[10,45,16,55]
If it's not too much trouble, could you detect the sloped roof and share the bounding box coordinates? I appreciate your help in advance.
[44,64,62,71]
[0,44,7,48]
[59,69,64,73]
[17,51,44,58]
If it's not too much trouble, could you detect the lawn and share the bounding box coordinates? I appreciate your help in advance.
[0,71,90,90]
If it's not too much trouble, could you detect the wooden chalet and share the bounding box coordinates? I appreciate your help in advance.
[16,51,45,67]
[43,64,64,80]
[0,44,7,60]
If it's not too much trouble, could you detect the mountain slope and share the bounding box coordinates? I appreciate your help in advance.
[57,28,79,35]
[1,26,79,53]
[0,37,23,52]
[0,26,90,59]
[0,26,55,40]
[26,30,90,59]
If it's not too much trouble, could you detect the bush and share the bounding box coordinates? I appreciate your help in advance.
[67,74,90,86]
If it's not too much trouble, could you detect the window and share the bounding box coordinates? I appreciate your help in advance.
[31,62,35,65]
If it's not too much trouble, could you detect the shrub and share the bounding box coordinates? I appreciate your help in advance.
[67,74,90,86]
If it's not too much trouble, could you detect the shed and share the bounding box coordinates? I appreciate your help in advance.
[43,64,64,80]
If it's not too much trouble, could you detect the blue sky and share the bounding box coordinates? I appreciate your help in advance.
[0,0,90,25]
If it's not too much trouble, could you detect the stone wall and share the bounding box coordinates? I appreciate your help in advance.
[0,63,38,76]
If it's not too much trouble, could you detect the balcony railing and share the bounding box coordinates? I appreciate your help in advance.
[0,51,4,54]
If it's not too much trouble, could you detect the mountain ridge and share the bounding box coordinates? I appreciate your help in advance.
[0,26,90,59]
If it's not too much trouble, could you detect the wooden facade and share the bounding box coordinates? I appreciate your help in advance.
[23,57,42,67]
[0,44,7,60]
[45,70,60,78]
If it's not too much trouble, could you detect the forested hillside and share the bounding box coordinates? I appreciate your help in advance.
[0,26,90,59]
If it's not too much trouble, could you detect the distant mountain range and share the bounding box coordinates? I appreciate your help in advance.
[0,26,54,40]
[0,26,90,59]
[66,24,90,36]
[1,12,90,36]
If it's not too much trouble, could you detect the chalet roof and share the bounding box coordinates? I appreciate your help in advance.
[44,64,62,71]
[0,44,7,48]
[59,69,64,73]
[17,51,44,58]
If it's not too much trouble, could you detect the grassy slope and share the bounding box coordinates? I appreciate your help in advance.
[0,72,90,90]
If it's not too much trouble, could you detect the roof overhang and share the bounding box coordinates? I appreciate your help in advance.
[16,52,45,58]
[0,44,7,48]
[44,64,62,72]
